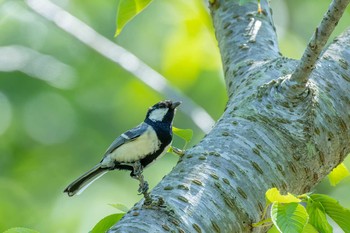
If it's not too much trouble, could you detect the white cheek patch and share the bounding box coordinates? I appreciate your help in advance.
[149,108,168,122]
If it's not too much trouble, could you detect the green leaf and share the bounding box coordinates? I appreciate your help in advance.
[302,224,319,233]
[172,126,193,145]
[271,202,308,233]
[91,213,125,233]
[328,163,350,186]
[4,228,40,233]
[310,194,350,233]
[115,0,153,36]
[267,225,280,233]
[270,224,319,233]
[269,224,318,233]
[306,199,333,233]
[109,203,129,213]
[266,187,301,204]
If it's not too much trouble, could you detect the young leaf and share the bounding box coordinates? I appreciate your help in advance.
[91,213,125,233]
[328,163,349,186]
[4,228,40,233]
[109,203,129,213]
[271,202,308,233]
[266,187,301,204]
[302,224,319,233]
[172,126,193,145]
[115,0,153,37]
[306,199,333,233]
[267,225,280,233]
[310,194,350,233]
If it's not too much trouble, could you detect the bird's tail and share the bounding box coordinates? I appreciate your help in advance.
[64,164,108,196]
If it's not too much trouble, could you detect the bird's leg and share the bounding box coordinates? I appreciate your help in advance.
[131,161,148,193]
[131,161,142,177]
[132,161,152,205]
[136,171,149,194]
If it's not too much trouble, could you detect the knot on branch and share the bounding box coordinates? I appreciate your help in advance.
[278,75,312,101]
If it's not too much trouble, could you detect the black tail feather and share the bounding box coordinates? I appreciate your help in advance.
[64,164,108,196]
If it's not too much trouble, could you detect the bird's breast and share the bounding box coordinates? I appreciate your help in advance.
[107,126,161,163]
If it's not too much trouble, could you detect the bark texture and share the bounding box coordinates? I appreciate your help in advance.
[109,0,350,232]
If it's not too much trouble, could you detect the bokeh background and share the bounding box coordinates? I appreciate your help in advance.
[0,0,349,232]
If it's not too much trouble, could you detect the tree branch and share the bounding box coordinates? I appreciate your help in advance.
[282,0,350,97]
[25,0,215,133]
[323,27,350,64]
[109,1,350,232]
[209,0,280,94]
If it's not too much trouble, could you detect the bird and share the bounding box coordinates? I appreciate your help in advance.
[63,100,181,199]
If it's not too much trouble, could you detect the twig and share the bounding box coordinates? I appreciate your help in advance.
[25,0,215,133]
[285,0,350,96]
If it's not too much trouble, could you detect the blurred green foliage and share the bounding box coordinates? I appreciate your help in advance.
[0,0,349,232]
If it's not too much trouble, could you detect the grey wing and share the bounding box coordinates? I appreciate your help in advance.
[103,122,149,156]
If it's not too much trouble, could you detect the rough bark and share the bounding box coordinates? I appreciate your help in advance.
[108,0,350,232]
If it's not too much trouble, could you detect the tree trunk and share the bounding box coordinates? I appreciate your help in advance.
[109,0,350,232]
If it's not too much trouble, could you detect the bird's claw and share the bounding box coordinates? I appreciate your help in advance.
[131,161,153,205]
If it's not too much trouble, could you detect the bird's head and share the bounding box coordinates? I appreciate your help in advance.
[145,100,181,123]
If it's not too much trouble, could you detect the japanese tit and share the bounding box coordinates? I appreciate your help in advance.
[64,100,181,196]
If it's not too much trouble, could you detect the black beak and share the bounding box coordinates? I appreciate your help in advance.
[171,101,181,109]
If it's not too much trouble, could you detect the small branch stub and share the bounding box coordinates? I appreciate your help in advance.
[283,0,350,97]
